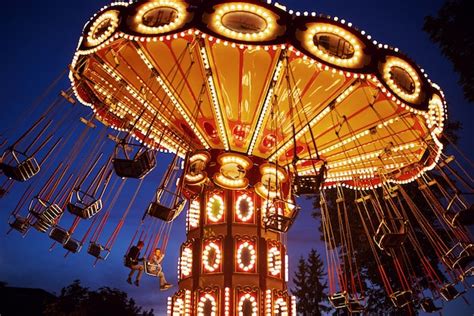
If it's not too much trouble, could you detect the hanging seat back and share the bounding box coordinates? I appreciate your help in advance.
[113,145,156,179]
[420,298,441,313]
[440,283,465,301]
[87,242,110,260]
[63,238,82,253]
[8,215,29,235]
[49,226,71,244]
[1,149,40,182]
[144,260,162,276]
[329,292,348,309]
[373,218,408,250]
[347,298,366,313]
[443,242,474,270]
[67,190,103,219]
[443,199,474,228]
[263,199,300,233]
[147,188,186,222]
[389,290,413,308]
[29,197,62,233]
[292,162,326,196]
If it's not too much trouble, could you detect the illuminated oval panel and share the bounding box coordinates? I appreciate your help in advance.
[381,56,422,104]
[302,23,366,68]
[132,0,188,35]
[267,246,282,276]
[238,294,258,316]
[237,241,256,272]
[86,10,120,47]
[180,246,193,278]
[206,194,225,223]
[202,242,222,272]
[197,293,218,316]
[235,194,254,222]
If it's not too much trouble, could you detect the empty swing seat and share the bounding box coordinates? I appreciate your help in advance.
[87,242,110,260]
[33,219,53,233]
[67,198,102,219]
[292,162,326,196]
[390,290,413,308]
[147,200,186,222]
[420,298,441,313]
[444,205,474,228]
[113,150,156,179]
[63,238,82,253]
[264,213,296,233]
[440,283,465,301]
[374,219,407,250]
[1,156,40,182]
[49,226,71,244]
[347,300,365,313]
[443,243,474,271]
[30,199,62,233]
[329,292,348,309]
[8,215,29,235]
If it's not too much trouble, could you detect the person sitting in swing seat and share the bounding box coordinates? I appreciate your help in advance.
[125,240,144,286]
[148,248,173,290]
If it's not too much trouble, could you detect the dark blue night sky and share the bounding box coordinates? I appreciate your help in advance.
[1,0,473,315]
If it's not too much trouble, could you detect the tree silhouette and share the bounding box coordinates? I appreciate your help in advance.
[292,250,330,315]
[43,280,154,316]
[424,0,473,103]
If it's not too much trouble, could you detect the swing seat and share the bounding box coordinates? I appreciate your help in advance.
[33,219,52,233]
[49,226,71,244]
[8,215,29,235]
[347,299,365,313]
[113,149,156,179]
[147,199,186,222]
[87,242,110,260]
[67,199,102,219]
[63,238,82,253]
[440,283,465,301]
[444,206,474,228]
[1,156,40,182]
[329,292,348,309]
[31,203,62,223]
[144,261,162,276]
[292,161,326,196]
[390,290,413,308]
[420,298,441,313]
[374,219,407,250]
[443,242,474,270]
[264,213,295,233]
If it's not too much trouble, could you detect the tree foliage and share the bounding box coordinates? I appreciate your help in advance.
[43,280,154,316]
[292,250,330,316]
[424,0,473,103]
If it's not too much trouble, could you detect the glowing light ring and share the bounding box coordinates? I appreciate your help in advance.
[235,194,254,222]
[133,0,188,35]
[197,293,218,316]
[214,153,252,189]
[237,241,256,272]
[202,242,222,272]
[206,194,225,223]
[173,297,185,315]
[180,247,193,277]
[382,57,421,103]
[238,293,258,316]
[274,298,288,315]
[304,23,364,68]
[86,11,120,47]
[211,3,278,42]
[267,246,282,276]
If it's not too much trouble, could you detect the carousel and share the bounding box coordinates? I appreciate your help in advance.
[1,0,473,315]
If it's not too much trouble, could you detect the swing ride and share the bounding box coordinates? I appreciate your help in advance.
[1,0,473,315]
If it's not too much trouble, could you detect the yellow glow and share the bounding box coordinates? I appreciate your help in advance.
[382,57,421,103]
[86,10,120,47]
[133,0,188,35]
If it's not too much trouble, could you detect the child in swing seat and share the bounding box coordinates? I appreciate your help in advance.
[149,248,173,290]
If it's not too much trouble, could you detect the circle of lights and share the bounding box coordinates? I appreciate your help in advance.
[197,293,217,316]
[237,241,256,272]
[428,94,445,135]
[202,242,222,272]
[206,194,225,222]
[86,11,120,47]
[382,57,421,103]
[238,293,258,316]
[235,194,254,222]
[304,23,364,68]
[133,0,188,35]
[211,3,277,42]
[267,246,282,276]
[180,247,193,277]
[274,298,288,314]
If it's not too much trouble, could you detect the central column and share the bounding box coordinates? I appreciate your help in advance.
[168,151,296,315]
